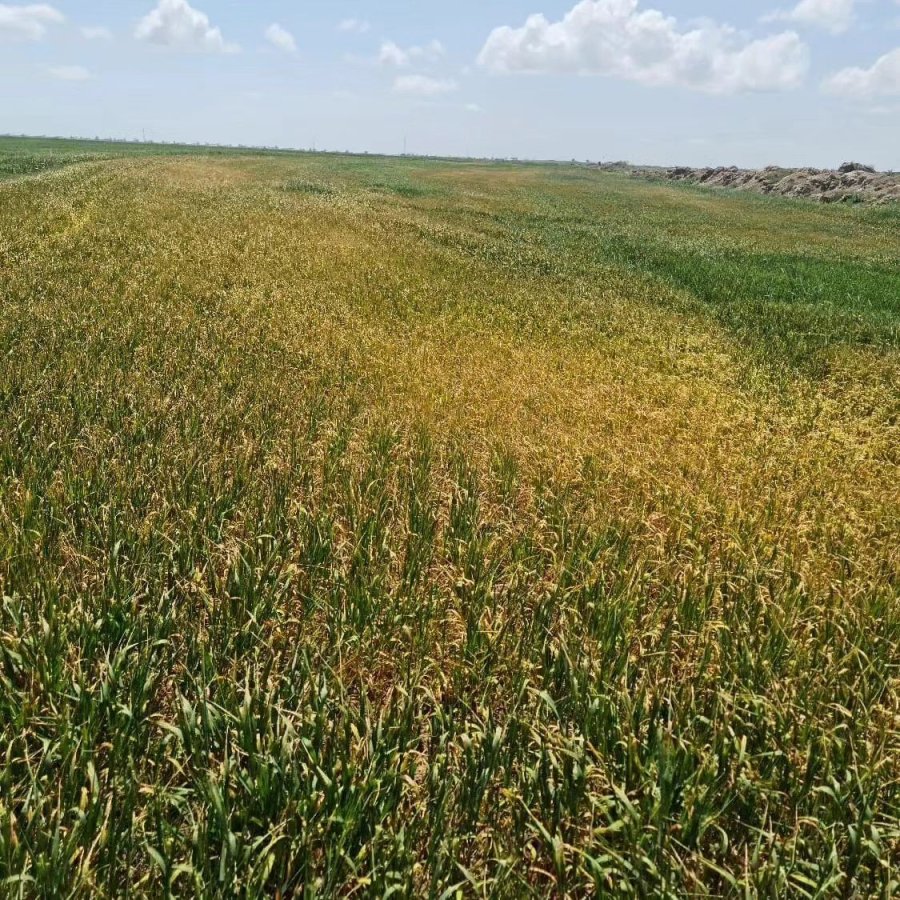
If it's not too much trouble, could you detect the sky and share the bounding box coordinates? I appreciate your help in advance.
[2,0,899,168]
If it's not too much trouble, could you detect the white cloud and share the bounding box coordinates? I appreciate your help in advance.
[135,0,237,53]
[48,64,91,81]
[0,3,64,40]
[465,102,483,112]
[478,0,809,94]
[379,40,408,66]
[80,25,112,40]
[763,0,856,34]
[825,47,900,96]
[394,74,458,96]
[338,18,369,34]
[379,38,445,67]
[265,23,296,53]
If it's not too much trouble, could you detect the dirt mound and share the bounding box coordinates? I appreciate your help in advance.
[621,162,900,205]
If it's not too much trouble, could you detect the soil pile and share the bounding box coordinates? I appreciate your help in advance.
[603,162,900,204]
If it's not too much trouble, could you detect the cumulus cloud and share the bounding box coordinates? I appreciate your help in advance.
[80,25,112,40]
[379,38,445,67]
[48,64,91,80]
[393,74,458,96]
[478,0,809,94]
[763,0,856,34]
[338,18,369,34]
[379,41,408,66]
[135,0,237,53]
[0,3,64,40]
[265,23,296,53]
[825,47,900,96]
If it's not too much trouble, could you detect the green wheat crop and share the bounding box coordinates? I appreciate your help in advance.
[0,138,898,898]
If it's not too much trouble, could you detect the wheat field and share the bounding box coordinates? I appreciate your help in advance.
[0,138,898,897]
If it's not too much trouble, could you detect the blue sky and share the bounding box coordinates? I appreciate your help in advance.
[2,0,899,167]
